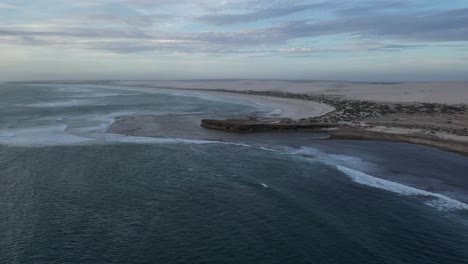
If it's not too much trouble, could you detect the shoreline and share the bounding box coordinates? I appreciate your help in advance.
[61,81,467,157]
[195,90,335,120]
[183,89,468,157]
[326,128,468,157]
[108,80,468,105]
[71,83,335,121]
[195,118,468,156]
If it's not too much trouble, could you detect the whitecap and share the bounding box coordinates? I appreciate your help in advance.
[287,146,377,171]
[336,165,468,211]
[285,147,468,212]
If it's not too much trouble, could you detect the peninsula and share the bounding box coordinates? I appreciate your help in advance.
[103,80,468,155]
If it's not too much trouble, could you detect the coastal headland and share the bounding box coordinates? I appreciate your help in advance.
[102,80,468,155]
[198,90,468,156]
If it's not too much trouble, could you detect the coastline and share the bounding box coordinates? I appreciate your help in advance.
[109,80,468,104]
[195,90,335,120]
[326,128,468,157]
[62,80,467,157]
[81,83,335,121]
[7,81,468,206]
[189,88,468,157]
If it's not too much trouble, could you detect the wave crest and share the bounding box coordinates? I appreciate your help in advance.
[336,165,468,211]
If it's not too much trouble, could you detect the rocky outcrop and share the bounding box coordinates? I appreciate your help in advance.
[201,119,335,133]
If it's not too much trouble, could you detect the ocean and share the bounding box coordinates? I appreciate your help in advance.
[1,83,468,264]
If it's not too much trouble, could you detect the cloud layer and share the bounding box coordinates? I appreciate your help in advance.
[0,0,467,55]
[0,0,467,81]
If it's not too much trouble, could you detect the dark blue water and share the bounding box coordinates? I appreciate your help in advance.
[1,84,468,264]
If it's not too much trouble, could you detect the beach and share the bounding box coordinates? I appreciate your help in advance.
[114,80,468,104]
[103,80,468,155]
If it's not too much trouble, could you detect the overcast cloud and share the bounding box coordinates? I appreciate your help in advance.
[0,0,467,81]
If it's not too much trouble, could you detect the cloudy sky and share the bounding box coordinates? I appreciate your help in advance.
[1,0,468,81]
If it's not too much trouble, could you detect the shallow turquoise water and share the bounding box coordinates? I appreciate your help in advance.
[1,84,468,264]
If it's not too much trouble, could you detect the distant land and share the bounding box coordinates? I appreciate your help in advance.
[36,79,465,156]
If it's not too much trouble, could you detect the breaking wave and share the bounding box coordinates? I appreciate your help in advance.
[336,165,468,211]
[286,147,468,212]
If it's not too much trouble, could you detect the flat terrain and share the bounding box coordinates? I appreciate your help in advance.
[114,80,468,104]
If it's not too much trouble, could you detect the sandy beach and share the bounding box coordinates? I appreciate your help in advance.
[103,80,468,155]
[114,80,468,104]
[98,83,335,120]
[199,90,335,119]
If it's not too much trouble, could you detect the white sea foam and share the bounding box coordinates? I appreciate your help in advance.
[26,99,95,108]
[268,109,282,116]
[93,132,224,145]
[0,125,93,146]
[257,146,281,152]
[285,147,468,212]
[0,123,233,147]
[336,165,468,211]
[71,93,127,98]
[287,147,376,171]
[0,107,261,147]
